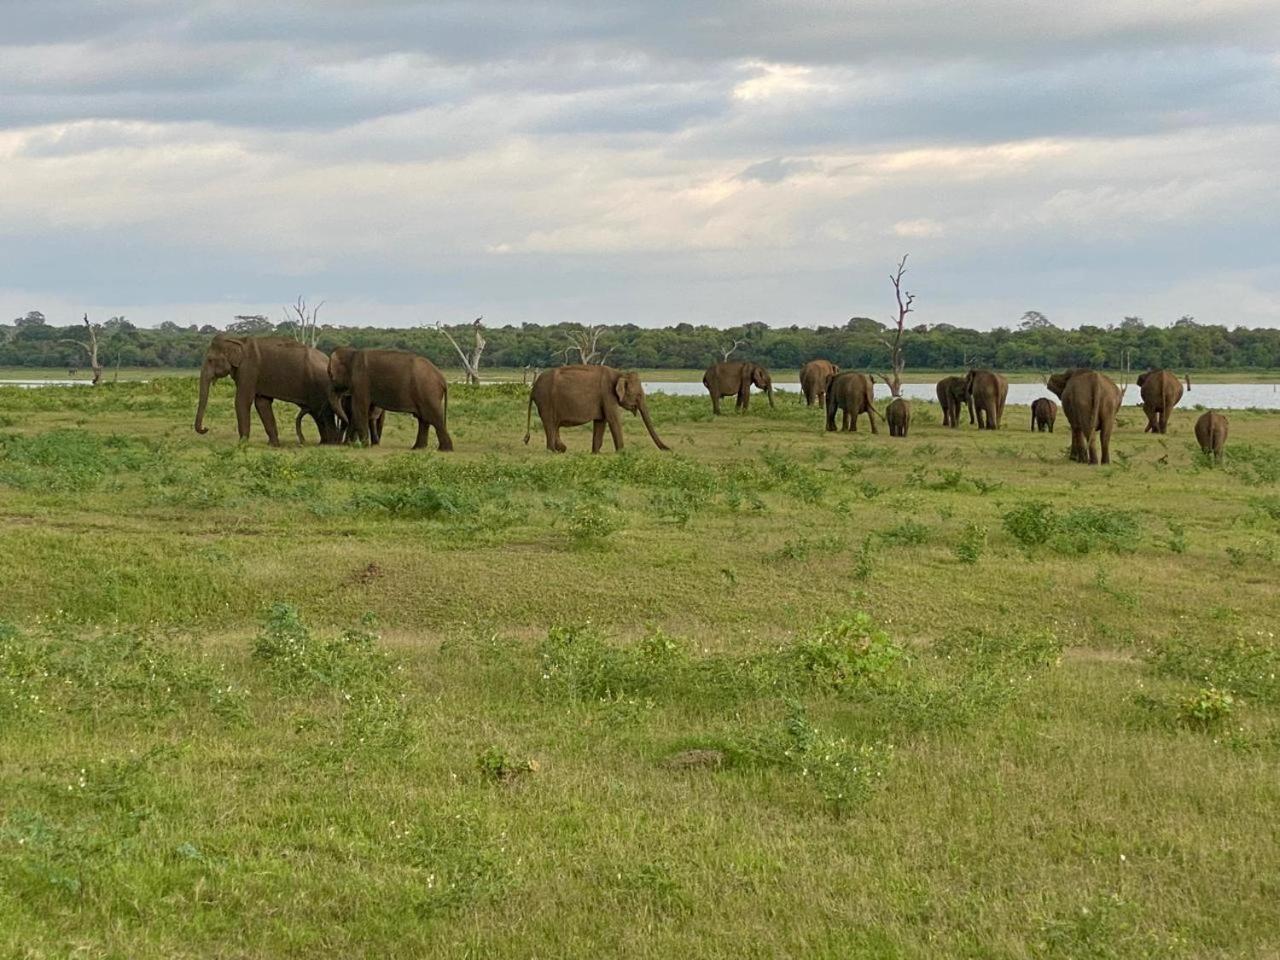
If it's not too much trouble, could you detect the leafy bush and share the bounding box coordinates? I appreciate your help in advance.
[1177,687,1235,730]
[1149,633,1280,705]
[1002,501,1140,554]
[879,520,930,545]
[953,521,987,564]
[785,613,905,693]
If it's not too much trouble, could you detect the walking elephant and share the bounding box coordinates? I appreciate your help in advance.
[1046,368,1121,465]
[194,335,340,446]
[886,398,911,437]
[524,365,669,453]
[703,361,774,414]
[965,369,1008,429]
[1031,398,1057,432]
[1195,411,1228,462]
[327,347,452,451]
[936,375,973,428]
[825,372,879,433]
[800,359,840,407]
[1137,369,1183,434]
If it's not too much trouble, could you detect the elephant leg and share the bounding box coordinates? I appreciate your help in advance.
[412,417,431,450]
[423,398,453,452]
[543,416,560,453]
[711,393,721,415]
[591,419,606,453]
[254,396,281,446]
[234,383,254,440]
[845,409,854,432]
[352,391,371,445]
[1100,421,1113,465]
[607,415,624,451]
[737,387,749,411]
[868,409,878,435]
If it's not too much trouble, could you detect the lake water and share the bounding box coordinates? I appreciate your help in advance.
[3,377,1279,409]
[642,380,1280,410]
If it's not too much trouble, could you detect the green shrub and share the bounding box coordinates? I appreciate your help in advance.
[953,521,987,564]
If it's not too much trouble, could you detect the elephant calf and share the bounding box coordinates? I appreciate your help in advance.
[1031,398,1057,432]
[935,375,973,428]
[524,365,668,453]
[1194,411,1228,462]
[886,397,911,437]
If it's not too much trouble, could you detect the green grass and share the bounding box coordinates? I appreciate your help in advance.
[2,377,1279,958]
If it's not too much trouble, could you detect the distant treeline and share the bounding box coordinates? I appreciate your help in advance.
[4,311,1279,371]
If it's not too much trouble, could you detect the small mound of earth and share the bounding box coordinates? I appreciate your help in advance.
[350,562,383,585]
[662,749,726,770]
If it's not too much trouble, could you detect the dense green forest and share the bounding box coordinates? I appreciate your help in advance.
[3,310,1279,371]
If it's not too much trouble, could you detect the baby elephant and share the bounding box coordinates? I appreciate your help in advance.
[1031,397,1057,432]
[1194,411,1228,462]
[886,397,911,437]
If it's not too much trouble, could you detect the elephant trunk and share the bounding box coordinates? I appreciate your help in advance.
[638,398,669,451]
[194,362,215,434]
[766,383,775,408]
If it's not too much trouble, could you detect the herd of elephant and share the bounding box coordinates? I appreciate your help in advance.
[192,335,1229,464]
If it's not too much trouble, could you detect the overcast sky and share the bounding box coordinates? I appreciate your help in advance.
[2,0,1278,330]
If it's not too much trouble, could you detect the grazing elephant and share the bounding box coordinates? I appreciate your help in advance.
[936,375,974,428]
[703,361,774,414]
[1031,398,1057,432]
[1046,368,1121,465]
[296,396,385,445]
[328,347,452,451]
[1194,411,1228,462]
[800,359,840,407]
[524,365,669,453]
[194,335,340,446]
[825,372,879,433]
[1137,369,1183,434]
[965,369,1008,429]
[886,397,911,437]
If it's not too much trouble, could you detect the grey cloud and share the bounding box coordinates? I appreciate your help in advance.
[736,158,818,183]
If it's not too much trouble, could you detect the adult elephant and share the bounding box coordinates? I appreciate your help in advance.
[800,359,840,407]
[935,375,973,428]
[524,365,669,453]
[1046,368,1121,465]
[328,347,452,451]
[965,368,1008,430]
[825,372,879,433]
[194,335,340,446]
[1137,369,1183,434]
[703,361,774,414]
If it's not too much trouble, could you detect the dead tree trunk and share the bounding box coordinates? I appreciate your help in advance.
[283,298,324,348]
[562,324,614,365]
[436,317,485,383]
[721,339,746,361]
[877,255,913,398]
[59,314,104,385]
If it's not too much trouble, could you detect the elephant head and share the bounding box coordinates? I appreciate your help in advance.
[614,371,670,451]
[1136,371,1151,388]
[1045,371,1075,399]
[747,364,775,407]
[327,346,357,393]
[194,335,245,434]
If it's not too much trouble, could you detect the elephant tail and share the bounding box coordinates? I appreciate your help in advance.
[523,389,533,445]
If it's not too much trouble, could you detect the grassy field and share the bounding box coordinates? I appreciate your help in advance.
[1,378,1278,958]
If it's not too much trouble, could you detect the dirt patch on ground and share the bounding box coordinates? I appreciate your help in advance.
[349,562,384,585]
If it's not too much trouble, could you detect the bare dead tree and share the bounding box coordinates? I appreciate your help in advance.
[561,324,614,365]
[435,317,486,384]
[877,255,914,398]
[283,297,324,348]
[522,364,542,385]
[721,339,746,361]
[58,314,104,385]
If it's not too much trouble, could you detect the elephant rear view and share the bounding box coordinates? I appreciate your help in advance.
[1194,411,1228,463]
[965,368,1008,429]
[194,335,340,446]
[825,372,878,433]
[703,361,774,414]
[886,397,911,437]
[799,359,839,407]
[935,375,973,428]
[328,347,453,451]
[1031,397,1057,432]
[1137,369,1184,434]
[1046,368,1121,465]
[524,365,668,453]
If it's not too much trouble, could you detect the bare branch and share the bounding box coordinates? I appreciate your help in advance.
[59,314,104,385]
[435,316,485,383]
[721,338,746,361]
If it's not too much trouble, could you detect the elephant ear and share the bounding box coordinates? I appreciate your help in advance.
[1136,372,1149,386]
[221,337,246,368]
[614,374,628,404]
